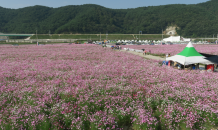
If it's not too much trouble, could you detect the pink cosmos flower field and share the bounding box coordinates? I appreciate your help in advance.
[0,44,218,130]
[121,44,218,56]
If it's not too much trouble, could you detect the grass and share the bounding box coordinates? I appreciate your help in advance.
[0,42,68,45]
[0,42,37,45]
[30,34,170,40]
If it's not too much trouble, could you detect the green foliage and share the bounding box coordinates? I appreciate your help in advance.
[1,0,218,37]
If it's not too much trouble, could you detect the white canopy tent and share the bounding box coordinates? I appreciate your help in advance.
[166,42,213,65]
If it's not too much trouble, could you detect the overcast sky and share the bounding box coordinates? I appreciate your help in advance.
[1,0,210,9]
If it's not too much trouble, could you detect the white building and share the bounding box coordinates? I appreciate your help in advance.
[163,36,190,42]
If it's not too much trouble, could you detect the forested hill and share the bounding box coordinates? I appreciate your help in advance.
[0,0,218,37]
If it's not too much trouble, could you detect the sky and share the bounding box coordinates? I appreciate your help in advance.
[1,0,210,9]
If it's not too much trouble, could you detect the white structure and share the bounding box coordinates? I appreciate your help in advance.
[163,36,190,42]
[166,42,212,65]
[181,37,191,42]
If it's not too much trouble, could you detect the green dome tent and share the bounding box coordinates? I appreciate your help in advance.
[166,42,212,65]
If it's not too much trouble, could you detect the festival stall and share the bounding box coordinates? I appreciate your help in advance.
[166,42,214,70]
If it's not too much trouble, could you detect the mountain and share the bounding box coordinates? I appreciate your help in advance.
[0,0,218,37]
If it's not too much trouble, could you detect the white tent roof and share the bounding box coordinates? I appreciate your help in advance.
[167,55,212,65]
[166,42,213,65]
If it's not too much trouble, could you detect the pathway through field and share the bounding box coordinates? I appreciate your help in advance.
[120,50,165,60]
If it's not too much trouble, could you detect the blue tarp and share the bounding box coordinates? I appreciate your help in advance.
[192,66,196,70]
[162,61,168,65]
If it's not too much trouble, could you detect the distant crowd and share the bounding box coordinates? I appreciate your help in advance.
[111,45,121,50]
[141,49,151,55]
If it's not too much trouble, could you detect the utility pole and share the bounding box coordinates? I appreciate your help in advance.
[139,31,142,40]
[100,32,101,41]
[139,31,140,40]
[213,34,214,42]
[205,36,206,43]
[162,29,163,40]
[36,29,38,45]
[36,29,38,40]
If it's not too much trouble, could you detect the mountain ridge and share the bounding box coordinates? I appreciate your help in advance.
[0,0,217,37]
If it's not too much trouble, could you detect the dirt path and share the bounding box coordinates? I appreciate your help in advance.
[106,45,165,61]
[120,50,165,61]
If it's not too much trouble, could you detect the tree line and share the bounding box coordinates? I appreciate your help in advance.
[0,0,217,37]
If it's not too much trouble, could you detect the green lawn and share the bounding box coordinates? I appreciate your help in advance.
[0,42,64,45]
[30,34,169,40]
